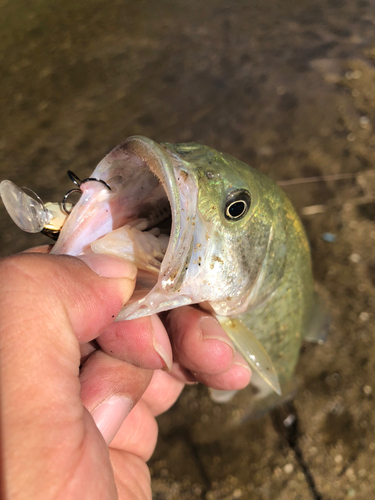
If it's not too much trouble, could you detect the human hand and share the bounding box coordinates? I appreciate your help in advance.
[0,251,251,499]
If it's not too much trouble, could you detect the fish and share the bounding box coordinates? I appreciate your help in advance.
[0,136,328,406]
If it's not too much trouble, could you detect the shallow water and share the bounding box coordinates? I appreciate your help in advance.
[1,0,375,498]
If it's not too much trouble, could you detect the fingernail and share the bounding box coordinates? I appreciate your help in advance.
[78,254,137,280]
[232,351,252,373]
[151,314,173,371]
[92,395,133,445]
[199,316,235,355]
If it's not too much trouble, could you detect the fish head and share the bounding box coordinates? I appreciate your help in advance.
[162,142,288,317]
[51,137,287,320]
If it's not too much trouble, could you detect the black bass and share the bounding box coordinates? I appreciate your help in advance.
[0,136,327,403]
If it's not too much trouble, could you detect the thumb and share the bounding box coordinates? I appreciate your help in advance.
[0,251,138,372]
[0,252,138,499]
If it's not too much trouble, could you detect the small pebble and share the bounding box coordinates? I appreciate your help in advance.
[346,468,355,478]
[349,253,361,263]
[347,133,356,142]
[335,454,343,464]
[302,204,326,215]
[284,463,294,474]
[359,116,370,128]
[363,385,372,395]
[359,312,370,322]
[345,69,362,80]
[283,414,296,428]
[233,489,243,498]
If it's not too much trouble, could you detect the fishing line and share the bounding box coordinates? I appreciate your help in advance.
[277,172,358,187]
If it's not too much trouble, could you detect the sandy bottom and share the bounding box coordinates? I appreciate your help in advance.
[1,1,375,498]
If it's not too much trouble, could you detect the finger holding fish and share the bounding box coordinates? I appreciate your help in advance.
[192,351,252,391]
[163,305,249,377]
[97,314,173,371]
[95,305,252,390]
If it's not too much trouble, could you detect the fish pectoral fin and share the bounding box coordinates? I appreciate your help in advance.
[217,316,281,396]
[304,290,331,345]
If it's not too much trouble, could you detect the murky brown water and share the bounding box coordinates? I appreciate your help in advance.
[1,0,375,498]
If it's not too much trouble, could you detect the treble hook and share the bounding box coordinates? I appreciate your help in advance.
[62,170,111,215]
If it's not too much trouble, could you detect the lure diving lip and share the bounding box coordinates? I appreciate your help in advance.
[0,172,109,240]
[0,180,69,240]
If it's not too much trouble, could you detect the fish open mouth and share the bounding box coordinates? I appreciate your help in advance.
[52,136,199,320]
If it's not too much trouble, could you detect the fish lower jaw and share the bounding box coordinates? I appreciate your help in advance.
[116,288,193,320]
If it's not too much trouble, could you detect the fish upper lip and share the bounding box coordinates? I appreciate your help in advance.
[122,136,182,279]
[123,136,186,290]
[115,136,200,319]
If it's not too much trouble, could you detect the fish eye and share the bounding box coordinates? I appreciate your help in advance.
[224,190,251,220]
